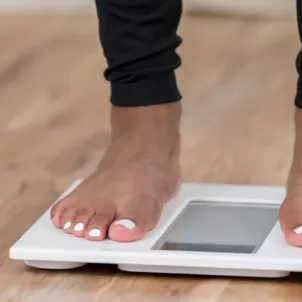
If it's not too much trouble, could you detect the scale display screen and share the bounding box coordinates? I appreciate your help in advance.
[154,201,279,254]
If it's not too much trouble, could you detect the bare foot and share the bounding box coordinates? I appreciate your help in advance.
[280,108,302,247]
[51,103,181,242]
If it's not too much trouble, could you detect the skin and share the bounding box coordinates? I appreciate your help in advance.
[51,102,302,247]
[279,108,302,247]
[51,103,181,242]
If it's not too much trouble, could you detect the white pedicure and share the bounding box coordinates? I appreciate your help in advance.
[115,219,136,230]
[294,225,302,234]
[74,223,84,232]
[89,229,101,237]
[63,222,71,230]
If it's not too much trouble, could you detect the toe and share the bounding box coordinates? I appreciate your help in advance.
[283,225,302,248]
[51,195,74,228]
[283,230,302,248]
[85,213,113,241]
[60,207,77,233]
[71,209,95,238]
[51,201,67,228]
[279,199,302,248]
[108,198,161,242]
[109,218,144,242]
[289,225,302,246]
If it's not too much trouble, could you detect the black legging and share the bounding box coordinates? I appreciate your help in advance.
[95,0,302,108]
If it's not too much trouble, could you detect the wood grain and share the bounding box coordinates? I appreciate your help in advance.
[0,12,302,302]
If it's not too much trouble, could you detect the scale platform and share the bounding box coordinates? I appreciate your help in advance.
[9,179,302,278]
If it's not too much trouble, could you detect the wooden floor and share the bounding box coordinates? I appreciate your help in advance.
[1,12,302,302]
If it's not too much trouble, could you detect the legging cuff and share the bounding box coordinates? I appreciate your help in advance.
[295,75,302,108]
[110,71,181,107]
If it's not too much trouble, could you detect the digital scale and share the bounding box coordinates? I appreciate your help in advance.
[9,179,302,278]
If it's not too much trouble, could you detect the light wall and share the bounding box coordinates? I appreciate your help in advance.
[0,0,94,12]
[186,0,295,17]
[0,0,295,17]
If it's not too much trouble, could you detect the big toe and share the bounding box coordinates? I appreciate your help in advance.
[279,198,302,248]
[108,198,161,242]
[282,223,302,248]
[287,226,302,247]
[109,218,145,242]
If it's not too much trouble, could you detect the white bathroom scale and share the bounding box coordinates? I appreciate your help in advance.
[9,179,302,278]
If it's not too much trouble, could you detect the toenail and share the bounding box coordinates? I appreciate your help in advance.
[63,222,71,229]
[114,219,136,230]
[74,223,84,232]
[89,229,101,237]
[294,225,302,234]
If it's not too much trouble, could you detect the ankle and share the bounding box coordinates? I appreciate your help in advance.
[110,103,182,139]
[107,103,181,164]
[292,109,302,170]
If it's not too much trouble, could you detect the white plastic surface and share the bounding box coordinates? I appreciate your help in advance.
[24,260,86,270]
[9,179,302,277]
[118,264,289,278]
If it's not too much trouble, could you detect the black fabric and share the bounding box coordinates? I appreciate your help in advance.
[95,0,302,108]
[95,0,182,106]
[295,0,302,108]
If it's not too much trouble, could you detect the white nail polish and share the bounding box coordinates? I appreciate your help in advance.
[294,225,302,234]
[63,222,71,230]
[89,229,101,237]
[115,219,136,230]
[74,223,84,232]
